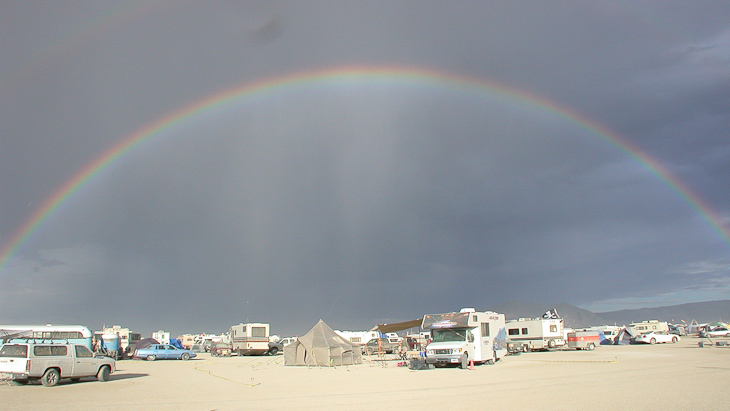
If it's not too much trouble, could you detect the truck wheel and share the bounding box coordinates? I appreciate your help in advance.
[97,365,111,382]
[181,353,190,361]
[548,339,556,349]
[268,347,279,356]
[41,369,60,387]
[587,343,595,351]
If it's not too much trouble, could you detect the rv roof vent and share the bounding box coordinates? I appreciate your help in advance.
[460,308,476,313]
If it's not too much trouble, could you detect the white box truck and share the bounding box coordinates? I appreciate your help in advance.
[506,317,566,352]
[422,308,507,368]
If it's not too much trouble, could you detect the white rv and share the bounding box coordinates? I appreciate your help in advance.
[506,317,566,351]
[422,308,507,368]
[229,323,270,356]
[628,320,668,335]
[334,330,380,346]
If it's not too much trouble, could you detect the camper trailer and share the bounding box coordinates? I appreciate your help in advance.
[506,317,566,352]
[422,308,507,368]
[628,320,668,336]
[334,330,380,346]
[229,323,270,356]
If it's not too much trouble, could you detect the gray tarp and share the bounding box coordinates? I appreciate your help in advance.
[284,320,362,366]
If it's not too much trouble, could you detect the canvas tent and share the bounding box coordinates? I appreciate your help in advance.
[284,320,362,367]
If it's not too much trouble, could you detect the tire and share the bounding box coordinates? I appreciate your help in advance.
[97,365,110,382]
[487,353,496,365]
[587,343,596,351]
[548,339,556,349]
[672,337,678,343]
[41,369,60,387]
[146,355,156,361]
[181,353,190,361]
[649,338,656,345]
[268,347,278,356]
[522,345,528,353]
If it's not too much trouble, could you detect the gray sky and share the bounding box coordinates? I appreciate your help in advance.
[1,1,729,338]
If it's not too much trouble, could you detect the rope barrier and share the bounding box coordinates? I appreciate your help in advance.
[524,357,618,364]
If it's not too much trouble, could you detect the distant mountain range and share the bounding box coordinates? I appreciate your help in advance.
[490,300,730,329]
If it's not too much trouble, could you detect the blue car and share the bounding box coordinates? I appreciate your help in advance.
[134,344,197,361]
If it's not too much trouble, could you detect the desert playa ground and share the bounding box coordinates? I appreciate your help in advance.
[2,336,728,411]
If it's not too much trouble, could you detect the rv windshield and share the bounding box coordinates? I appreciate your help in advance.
[432,329,467,343]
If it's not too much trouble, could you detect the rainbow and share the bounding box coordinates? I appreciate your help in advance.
[1,65,728,273]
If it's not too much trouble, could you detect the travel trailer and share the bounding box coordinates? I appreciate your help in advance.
[627,320,668,335]
[334,330,380,345]
[422,308,507,368]
[229,323,270,356]
[506,317,566,352]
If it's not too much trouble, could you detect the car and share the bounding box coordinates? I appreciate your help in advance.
[363,338,395,355]
[0,342,115,387]
[668,325,687,336]
[210,342,232,357]
[634,331,679,344]
[134,344,197,361]
[700,327,730,338]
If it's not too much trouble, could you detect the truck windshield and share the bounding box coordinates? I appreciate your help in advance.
[432,329,467,342]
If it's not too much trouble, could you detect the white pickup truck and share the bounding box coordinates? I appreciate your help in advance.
[0,342,115,386]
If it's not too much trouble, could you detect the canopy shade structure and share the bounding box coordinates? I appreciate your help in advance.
[373,319,422,334]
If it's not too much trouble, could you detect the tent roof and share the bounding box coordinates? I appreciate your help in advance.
[373,319,422,334]
[298,320,353,349]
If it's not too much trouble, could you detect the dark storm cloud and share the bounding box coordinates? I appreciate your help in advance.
[1,1,729,336]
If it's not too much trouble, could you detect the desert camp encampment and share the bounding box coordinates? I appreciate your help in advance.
[284,320,362,366]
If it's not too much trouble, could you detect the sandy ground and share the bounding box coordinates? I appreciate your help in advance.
[2,336,728,411]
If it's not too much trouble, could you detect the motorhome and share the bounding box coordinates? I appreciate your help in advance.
[506,317,566,351]
[229,323,270,356]
[422,308,507,368]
